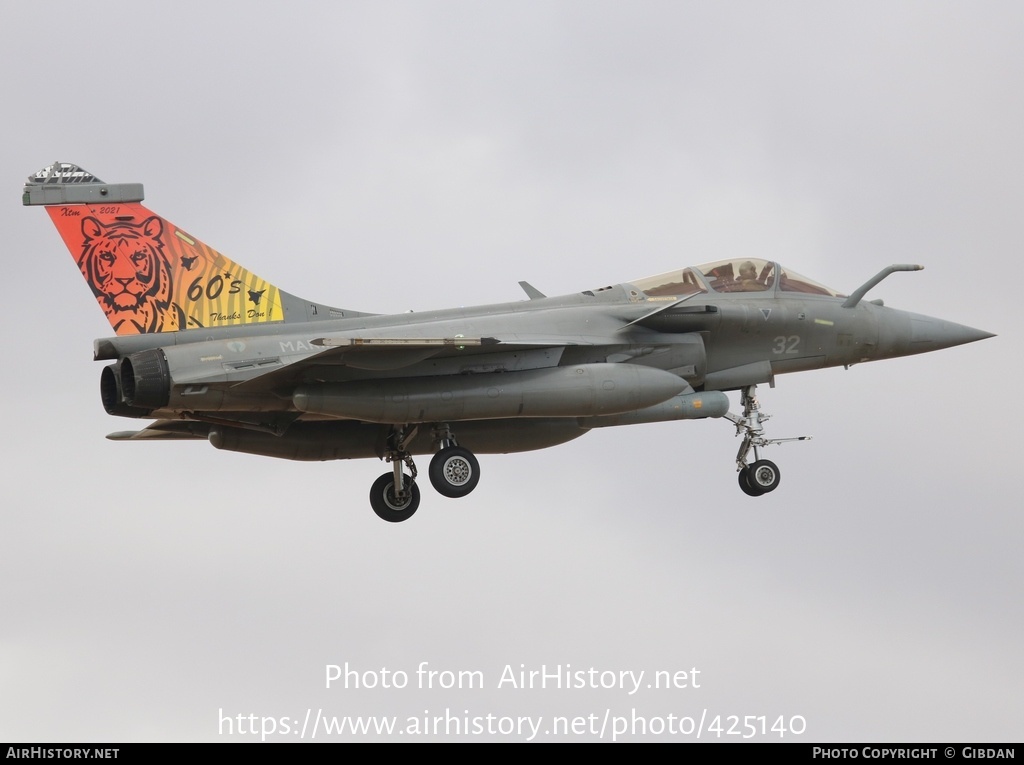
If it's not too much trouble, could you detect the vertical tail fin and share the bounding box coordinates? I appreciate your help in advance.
[25,162,292,335]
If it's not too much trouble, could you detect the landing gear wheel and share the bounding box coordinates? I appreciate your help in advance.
[429,446,480,498]
[738,467,765,497]
[369,472,420,522]
[747,459,781,494]
[725,384,809,496]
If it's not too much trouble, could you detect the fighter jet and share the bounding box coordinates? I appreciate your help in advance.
[24,162,993,521]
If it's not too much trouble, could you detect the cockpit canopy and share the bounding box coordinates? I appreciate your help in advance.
[628,258,845,298]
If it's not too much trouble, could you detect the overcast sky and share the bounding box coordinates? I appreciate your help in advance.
[1,1,1019,742]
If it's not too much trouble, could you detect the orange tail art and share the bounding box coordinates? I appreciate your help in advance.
[25,162,284,335]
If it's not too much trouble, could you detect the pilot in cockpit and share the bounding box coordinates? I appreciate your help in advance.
[738,260,767,291]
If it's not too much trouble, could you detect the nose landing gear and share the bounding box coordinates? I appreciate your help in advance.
[725,385,809,497]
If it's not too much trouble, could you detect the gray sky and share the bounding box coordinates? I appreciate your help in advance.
[1,1,1019,742]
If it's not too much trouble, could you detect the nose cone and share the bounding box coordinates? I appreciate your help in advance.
[876,308,994,361]
[909,316,995,351]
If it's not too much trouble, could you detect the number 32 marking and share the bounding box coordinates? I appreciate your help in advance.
[773,335,800,354]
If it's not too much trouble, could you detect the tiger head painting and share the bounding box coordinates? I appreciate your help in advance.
[77,215,180,334]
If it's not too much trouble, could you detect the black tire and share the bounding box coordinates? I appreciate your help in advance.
[747,459,781,493]
[369,472,420,522]
[738,467,765,497]
[428,446,480,498]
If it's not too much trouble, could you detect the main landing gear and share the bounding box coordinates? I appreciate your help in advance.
[369,424,481,522]
[724,385,810,497]
[428,425,481,498]
[369,425,420,523]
